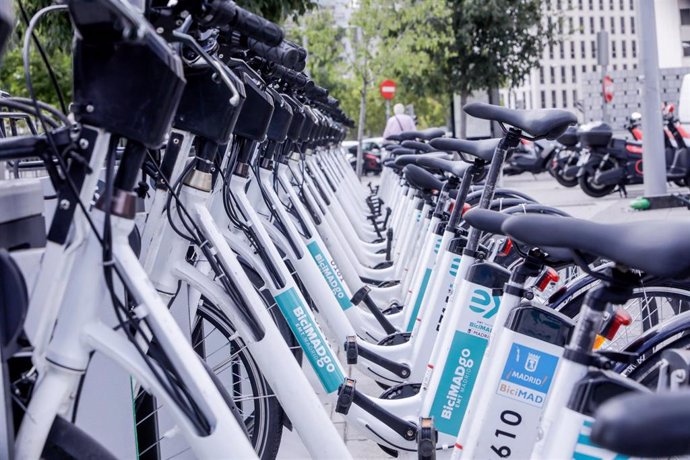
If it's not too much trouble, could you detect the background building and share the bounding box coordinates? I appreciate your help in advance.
[503,0,640,113]
[657,0,689,68]
[498,0,690,131]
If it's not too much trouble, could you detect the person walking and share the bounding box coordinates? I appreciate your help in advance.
[383,103,416,139]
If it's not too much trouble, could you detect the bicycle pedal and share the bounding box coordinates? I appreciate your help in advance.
[335,378,356,415]
[417,417,437,460]
[344,335,358,364]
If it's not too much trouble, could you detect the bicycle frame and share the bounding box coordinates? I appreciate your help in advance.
[139,129,351,459]
[15,127,258,459]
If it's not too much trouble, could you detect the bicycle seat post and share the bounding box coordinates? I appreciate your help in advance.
[465,128,521,254]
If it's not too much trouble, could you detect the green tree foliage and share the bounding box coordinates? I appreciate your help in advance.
[236,0,314,23]
[290,9,347,99]
[0,46,71,107]
[289,1,452,139]
[446,0,560,135]
[1,0,74,108]
[0,0,313,109]
[348,0,452,139]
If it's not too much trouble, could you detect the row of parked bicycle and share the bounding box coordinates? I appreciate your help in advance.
[505,102,690,197]
[1,0,690,458]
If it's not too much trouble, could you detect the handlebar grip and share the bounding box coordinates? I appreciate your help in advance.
[293,59,306,73]
[306,84,328,101]
[248,39,299,69]
[204,0,283,46]
[233,5,283,46]
[327,95,339,107]
[287,41,307,72]
[269,65,309,88]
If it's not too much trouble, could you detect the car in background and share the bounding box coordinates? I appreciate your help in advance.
[679,73,690,133]
[342,137,384,175]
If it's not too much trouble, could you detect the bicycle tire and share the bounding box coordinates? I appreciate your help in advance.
[42,415,118,460]
[196,301,283,460]
[559,283,690,350]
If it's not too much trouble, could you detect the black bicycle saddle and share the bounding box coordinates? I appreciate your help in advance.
[401,140,436,152]
[464,208,573,264]
[403,164,444,192]
[383,158,402,171]
[502,214,690,278]
[464,102,577,140]
[418,127,446,140]
[390,147,416,156]
[429,138,501,163]
[591,391,690,457]
[415,156,469,178]
[394,152,449,168]
[398,130,422,141]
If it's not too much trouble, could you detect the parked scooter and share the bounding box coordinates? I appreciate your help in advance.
[503,138,558,176]
[664,103,690,185]
[549,125,581,187]
[576,107,690,197]
[576,121,644,197]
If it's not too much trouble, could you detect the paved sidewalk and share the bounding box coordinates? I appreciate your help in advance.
[277,172,690,459]
[501,172,690,222]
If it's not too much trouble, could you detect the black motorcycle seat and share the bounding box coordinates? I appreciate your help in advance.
[464,209,572,263]
[464,102,577,140]
[386,134,402,142]
[401,140,435,152]
[578,122,613,147]
[384,144,399,151]
[591,391,690,458]
[403,164,445,192]
[502,214,690,278]
[415,157,469,178]
[429,137,501,163]
[557,126,579,147]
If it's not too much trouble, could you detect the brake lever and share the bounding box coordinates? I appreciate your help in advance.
[171,30,241,106]
[212,56,242,106]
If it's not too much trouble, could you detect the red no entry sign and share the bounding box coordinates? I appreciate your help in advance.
[379,79,396,100]
[603,75,614,103]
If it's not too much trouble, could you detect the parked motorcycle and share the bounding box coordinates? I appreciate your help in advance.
[503,138,558,176]
[346,140,383,175]
[664,103,690,185]
[576,122,644,197]
[576,107,690,197]
[548,125,581,187]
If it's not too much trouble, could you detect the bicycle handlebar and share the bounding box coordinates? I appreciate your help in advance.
[266,64,312,89]
[306,84,328,101]
[248,39,300,70]
[202,0,283,46]
[0,134,47,162]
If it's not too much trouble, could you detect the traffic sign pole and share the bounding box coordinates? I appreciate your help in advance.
[638,0,667,197]
[597,31,610,124]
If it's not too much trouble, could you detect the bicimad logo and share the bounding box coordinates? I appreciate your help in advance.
[468,288,500,319]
